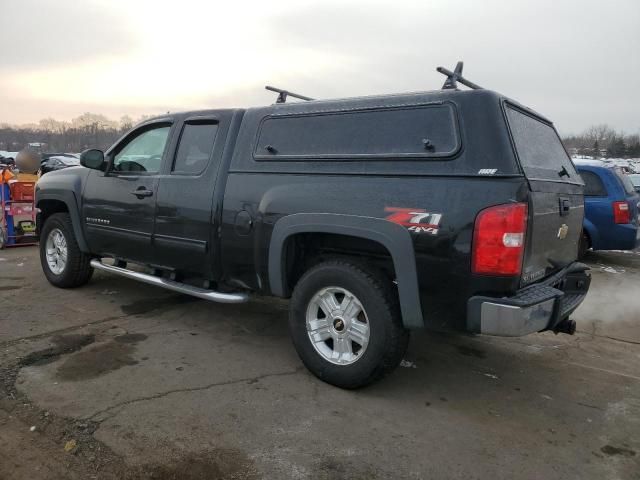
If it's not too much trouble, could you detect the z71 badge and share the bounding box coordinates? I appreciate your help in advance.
[385,207,443,235]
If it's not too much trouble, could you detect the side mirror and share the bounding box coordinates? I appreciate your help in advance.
[80,149,106,171]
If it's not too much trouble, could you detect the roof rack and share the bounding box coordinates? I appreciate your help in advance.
[436,61,483,90]
[265,86,315,104]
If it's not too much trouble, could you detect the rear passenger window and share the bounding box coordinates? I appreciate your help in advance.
[254,104,460,160]
[172,123,218,175]
[614,169,636,195]
[580,171,607,196]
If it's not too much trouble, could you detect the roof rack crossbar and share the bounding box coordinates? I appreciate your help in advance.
[436,61,483,90]
[265,85,315,104]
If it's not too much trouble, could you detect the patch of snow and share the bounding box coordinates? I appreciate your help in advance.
[399,360,417,368]
[598,264,625,274]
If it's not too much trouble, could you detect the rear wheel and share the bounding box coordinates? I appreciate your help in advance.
[289,259,409,389]
[39,213,93,288]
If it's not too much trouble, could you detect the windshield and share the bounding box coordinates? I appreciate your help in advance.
[505,105,580,184]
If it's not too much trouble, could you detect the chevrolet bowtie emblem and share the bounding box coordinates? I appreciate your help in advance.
[557,224,569,240]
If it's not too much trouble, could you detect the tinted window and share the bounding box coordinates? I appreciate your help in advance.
[579,170,607,196]
[615,169,636,195]
[506,106,580,183]
[255,104,460,159]
[114,126,170,173]
[172,123,218,175]
[628,174,640,187]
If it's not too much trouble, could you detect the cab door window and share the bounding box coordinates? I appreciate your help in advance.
[172,123,218,175]
[113,125,171,173]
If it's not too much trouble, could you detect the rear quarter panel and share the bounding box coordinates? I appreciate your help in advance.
[221,173,529,329]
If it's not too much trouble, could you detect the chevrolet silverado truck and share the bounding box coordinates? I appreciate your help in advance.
[35,63,591,388]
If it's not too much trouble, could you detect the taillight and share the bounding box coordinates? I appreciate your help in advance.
[613,201,630,224]
[472,203,528,276]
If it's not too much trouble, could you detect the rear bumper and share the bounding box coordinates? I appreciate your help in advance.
[466,263,591,336]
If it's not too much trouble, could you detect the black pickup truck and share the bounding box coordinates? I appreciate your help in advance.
[35,64,591,388]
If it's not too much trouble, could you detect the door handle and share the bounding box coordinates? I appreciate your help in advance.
[131,188,153,198]
[559,197,570,216]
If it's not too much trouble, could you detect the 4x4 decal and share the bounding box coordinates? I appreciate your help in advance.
[384,207,442,235]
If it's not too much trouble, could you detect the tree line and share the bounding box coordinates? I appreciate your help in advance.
[561,124,640,158]
[0,113,146,154]
[1,114,639,159]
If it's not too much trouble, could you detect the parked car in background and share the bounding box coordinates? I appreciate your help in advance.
[41,155,81,175]
[575,160,640,257]
[628,174,640,193]
[0,155,15,167]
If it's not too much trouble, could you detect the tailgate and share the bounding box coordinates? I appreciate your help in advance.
[522,186,584,285]
[504,104,585,286]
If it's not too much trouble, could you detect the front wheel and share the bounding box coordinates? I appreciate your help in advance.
[289,259,409,389]
[39,213,93,288]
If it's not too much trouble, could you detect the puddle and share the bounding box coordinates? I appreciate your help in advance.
[56,342,138,381]
[55,334,147,381]
[601,445,636,457]
[21,334,96,367]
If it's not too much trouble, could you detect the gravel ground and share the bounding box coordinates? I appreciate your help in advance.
[0,247,639,479]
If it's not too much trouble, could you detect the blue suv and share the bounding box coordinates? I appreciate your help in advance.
[575,160,640,257]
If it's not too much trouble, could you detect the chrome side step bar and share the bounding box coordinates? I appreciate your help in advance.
[90,259,249,304]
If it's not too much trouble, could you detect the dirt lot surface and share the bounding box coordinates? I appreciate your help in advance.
[1,247,639,479]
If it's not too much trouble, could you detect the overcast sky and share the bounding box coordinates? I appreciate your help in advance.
[1,0,638,134]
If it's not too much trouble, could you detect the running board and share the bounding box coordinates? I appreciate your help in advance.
[90,259,249,304]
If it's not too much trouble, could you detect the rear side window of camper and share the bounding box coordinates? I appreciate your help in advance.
[254,103,461,160]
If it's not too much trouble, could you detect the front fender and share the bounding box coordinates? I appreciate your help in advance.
[269,213,424,329]
[36,168,90,252]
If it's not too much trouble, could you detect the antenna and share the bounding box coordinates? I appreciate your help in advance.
[265,86,315,104]
[436,61,483,90]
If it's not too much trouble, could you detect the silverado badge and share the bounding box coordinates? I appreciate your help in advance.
[557,224,569,240]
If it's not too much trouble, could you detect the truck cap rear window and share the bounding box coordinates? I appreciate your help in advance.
[254,103,460,160]
[506,105,580,184]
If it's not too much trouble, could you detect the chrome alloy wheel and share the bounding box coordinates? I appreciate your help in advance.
[305,286,370,365]
[45,228,68,275]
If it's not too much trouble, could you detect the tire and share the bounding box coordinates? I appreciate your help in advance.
[289,259,410,389]
[578,231,590,259]
[40,213,93,288]
[0,226,6,249]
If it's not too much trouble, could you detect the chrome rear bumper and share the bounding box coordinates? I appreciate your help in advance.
[467,263,591,337]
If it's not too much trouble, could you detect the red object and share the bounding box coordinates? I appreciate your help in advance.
[9,182,35,201]
[1,173,37,248]
[612,201,630,224]
[472,203,528,276]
